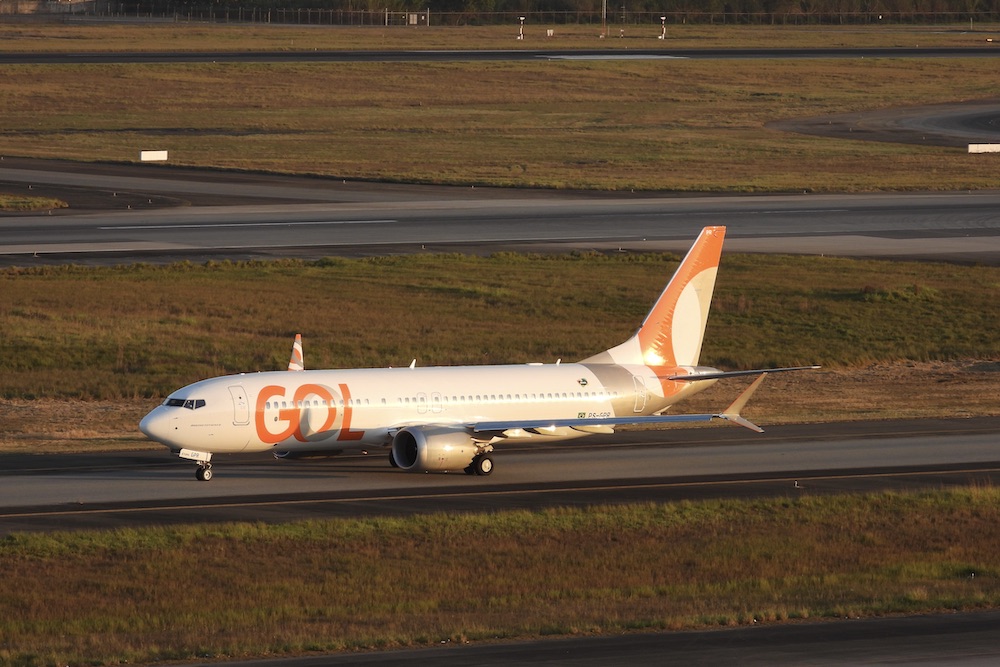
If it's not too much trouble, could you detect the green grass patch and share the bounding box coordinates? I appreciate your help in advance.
[3,488,1000,665]
[0,194,67,212]
[1,253,997,400]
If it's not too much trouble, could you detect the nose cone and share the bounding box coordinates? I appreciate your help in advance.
[139,407,178,450]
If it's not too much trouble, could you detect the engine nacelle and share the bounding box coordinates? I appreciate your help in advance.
[391,426,476,472]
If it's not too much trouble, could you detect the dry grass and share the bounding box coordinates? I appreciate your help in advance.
[0,194,67,212]
[0,56,998,191]
[2,490,999,666]
[1,254,997,398]
[1,23,998,52]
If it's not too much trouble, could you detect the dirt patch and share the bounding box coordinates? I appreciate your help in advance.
[767,98,1000,148]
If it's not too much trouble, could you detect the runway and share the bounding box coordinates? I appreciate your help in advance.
[3,417,998,535]
[2,158,1000,265]
[180,610,1000,666]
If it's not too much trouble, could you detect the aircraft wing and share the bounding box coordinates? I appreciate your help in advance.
[473,373,769,435]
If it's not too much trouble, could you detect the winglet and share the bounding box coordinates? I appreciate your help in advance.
[287,334,304,371]
[718,373,767,433]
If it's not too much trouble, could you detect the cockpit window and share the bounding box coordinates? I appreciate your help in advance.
[164,398,206,410]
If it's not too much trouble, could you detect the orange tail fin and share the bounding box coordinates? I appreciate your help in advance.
[287,334,304,371]
[583,226,725,368]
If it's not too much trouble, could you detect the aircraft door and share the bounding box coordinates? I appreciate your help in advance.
[229,385,250,425]
[632,375,647,413]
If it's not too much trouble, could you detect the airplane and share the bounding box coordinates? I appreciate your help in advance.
[139,226,817,481]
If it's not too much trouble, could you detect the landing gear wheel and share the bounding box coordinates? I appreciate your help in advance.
[195,465,213,482]
[388,452,399,468]
[472,455,493,476]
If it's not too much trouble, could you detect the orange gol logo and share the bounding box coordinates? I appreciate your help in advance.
[254,382,365,445]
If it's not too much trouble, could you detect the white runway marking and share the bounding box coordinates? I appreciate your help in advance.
[544,55,688,60]
[100,219,396,231]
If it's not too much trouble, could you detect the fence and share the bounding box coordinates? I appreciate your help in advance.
[5,3,1000,25]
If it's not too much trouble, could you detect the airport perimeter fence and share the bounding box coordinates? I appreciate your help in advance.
[172,9,1000,25]
[6,3,1000,25]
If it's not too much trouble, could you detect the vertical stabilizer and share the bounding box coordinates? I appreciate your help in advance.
[583,226,725,368]
[287,334,304,371]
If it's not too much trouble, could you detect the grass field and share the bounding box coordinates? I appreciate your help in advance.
[1,33,999,191]
[1,253,997,400]
[2,490,1000,666]
[1,22,999,52]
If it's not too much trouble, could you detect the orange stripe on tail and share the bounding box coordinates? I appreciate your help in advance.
[582,226,725,369]
[287,334,304,371]
[637,226,725,368]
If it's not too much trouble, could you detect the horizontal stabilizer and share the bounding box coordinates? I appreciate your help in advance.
[718,373,767,433]
[665,365,819,382]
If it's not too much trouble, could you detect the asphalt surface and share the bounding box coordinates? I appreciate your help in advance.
[177,610,1000,666]
[3,417,998,535]
[1,46,999,65]
[770,97,1000,148]
[2,157,1000,265]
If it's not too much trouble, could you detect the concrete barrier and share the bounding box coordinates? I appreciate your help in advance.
[968,144,1000,154]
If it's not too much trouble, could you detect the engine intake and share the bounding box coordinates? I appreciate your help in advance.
[391,426,476,472]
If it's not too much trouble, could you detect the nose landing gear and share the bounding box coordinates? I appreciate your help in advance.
[179,448,214,482]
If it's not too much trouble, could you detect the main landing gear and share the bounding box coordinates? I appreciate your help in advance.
[464,454,494,476]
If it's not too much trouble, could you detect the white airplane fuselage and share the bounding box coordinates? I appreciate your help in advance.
[140,362,717,456]
[140,226,814,481]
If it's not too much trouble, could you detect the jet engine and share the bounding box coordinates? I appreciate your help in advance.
[391,426,477,472]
